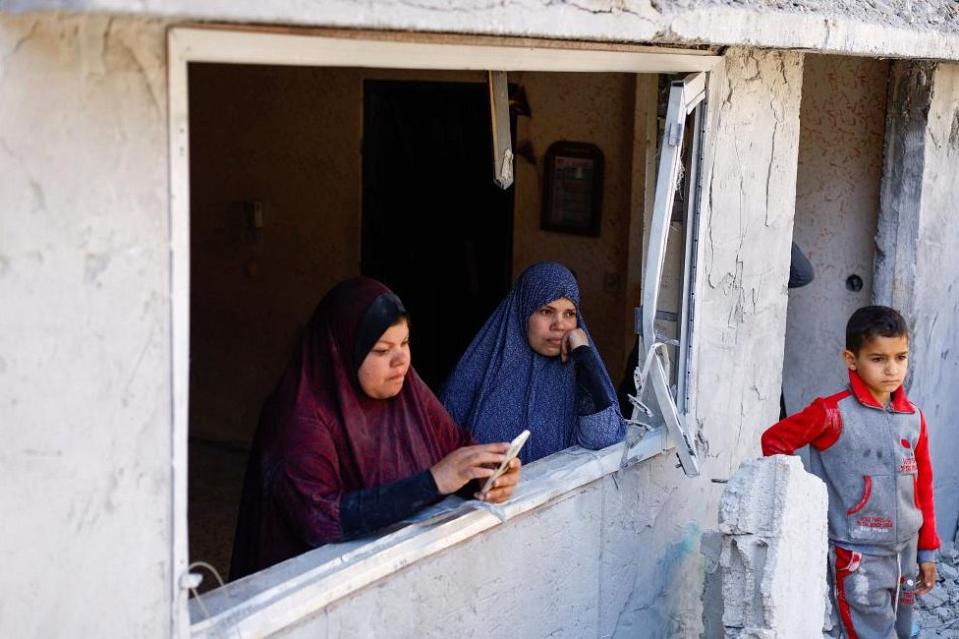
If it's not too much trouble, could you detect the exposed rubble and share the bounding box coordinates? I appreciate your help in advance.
[916,543,959,638]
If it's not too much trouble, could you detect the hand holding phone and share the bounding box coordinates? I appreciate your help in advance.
[479,429,529,496]
[430,441,520,496]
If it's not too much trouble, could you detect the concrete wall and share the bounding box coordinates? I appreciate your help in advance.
[877,61,959,543]
[913,63,959,544]
[276,463,701,638]
[0,9,805,635]
[6,0,959,60]
[782,54,888,413]
[0,13,173,638]
[188,64,641,446]
[691,46,803,479]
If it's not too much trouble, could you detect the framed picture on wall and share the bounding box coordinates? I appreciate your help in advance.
[541,141,604,237]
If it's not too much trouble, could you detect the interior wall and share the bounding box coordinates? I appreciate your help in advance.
[0,13,173,638]
[189,65,645,446]
[511,71,638,378]
[189,63,365,447]
[782,54,888,413]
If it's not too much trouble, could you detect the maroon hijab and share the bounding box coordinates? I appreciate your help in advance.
[230,278,470,579]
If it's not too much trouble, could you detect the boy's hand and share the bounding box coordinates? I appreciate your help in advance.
[917,562,937,595]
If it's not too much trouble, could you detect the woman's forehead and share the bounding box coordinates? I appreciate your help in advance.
[375,318,409,342]
[541,297,577,310]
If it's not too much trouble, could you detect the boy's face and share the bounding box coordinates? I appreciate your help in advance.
[843,334,909,403]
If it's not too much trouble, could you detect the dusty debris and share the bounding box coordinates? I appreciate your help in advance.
[916,543,959,638]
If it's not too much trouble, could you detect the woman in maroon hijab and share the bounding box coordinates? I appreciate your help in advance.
[230,278,520,579]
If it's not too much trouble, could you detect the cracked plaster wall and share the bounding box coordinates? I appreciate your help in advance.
[0,13,172,638]
[262,47,805,639]
[5,0,959,61]
[912,63,959,546]
[875,61,959,545]
[886,61,959,545]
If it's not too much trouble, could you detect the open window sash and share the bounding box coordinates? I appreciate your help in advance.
[631,72,706,477]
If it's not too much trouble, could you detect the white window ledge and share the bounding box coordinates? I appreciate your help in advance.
[189,427,674,638]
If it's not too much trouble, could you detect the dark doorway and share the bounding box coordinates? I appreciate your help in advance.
[362,80,516,388]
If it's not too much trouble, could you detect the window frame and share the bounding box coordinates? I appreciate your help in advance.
[167,25,719,637]
[629,73,707,477]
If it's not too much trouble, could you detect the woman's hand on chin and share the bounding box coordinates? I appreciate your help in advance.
[560,328,589,363]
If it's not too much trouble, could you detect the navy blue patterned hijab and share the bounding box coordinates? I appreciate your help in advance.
[440,262,618,463]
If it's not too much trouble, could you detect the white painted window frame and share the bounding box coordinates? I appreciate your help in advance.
[167,26,719,638]
[631,73,707,477]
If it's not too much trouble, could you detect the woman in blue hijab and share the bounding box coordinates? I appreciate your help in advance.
[441,262,625,463]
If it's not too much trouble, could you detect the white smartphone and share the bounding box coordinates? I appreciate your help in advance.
[479,429,530,496]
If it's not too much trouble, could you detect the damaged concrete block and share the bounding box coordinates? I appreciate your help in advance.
[716,455,828,638]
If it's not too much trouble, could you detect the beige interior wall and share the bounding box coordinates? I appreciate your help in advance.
[189,65,646,445]
[189,63,363,446]
[511,71,638,379]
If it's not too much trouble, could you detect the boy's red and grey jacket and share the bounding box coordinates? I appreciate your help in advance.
[762,371,940,561]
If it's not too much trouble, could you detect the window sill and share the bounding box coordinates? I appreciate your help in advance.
[189,426,673,638]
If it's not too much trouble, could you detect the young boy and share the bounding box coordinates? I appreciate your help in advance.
[762,306,940,639]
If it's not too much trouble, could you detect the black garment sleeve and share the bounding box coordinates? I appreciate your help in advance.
[339,470,441,538]
[571,344,614,417]
[788,242,815,289]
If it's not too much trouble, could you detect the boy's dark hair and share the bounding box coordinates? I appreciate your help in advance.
[845,305,909,353]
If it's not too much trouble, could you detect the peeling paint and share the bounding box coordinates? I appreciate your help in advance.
[876,60,959,547]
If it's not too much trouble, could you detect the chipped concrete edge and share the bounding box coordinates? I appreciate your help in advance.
[3,2,959,62]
